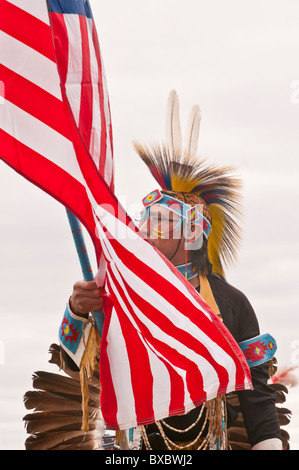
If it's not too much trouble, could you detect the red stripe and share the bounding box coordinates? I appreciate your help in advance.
[155,354,186,417]
[78,15,93,153]
[0,129,101,263]
[92,21,108,174]
[0,65,70,140]
[0,0,55,62]
[99,300,119,429]
[49,13,69,86]
[105,273,155,426]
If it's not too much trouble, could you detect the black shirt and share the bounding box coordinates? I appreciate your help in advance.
[204,274,281,446]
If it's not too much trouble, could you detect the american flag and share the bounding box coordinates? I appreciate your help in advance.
[0,0,112,269]
[0,0,252,431]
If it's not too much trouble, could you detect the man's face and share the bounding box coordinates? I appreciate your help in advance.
[138,203,204,262]
[139,204,184,260]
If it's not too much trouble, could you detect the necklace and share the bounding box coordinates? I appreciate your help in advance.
[141,403,211,450]
[160,403,206,433]
[155,411,210,450]
[175,261,199,280]
[141,398,227,451]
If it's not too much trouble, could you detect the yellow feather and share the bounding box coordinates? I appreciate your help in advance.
[170,174,196,193]
[207,206,226,278]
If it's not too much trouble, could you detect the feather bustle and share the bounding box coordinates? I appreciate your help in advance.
[227,379,292,450]
[23,343,105,450]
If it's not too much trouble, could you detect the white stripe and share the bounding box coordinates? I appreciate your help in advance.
[0,99,85,185]
[89,87,102,169]
[95,40,114,186]
[0,31,61,99]
[105,306,137,428]
[145,340,173,419]
[95,252,107,286]
[104,138,114,187]
[6,0,50,25]
[63,14,83,126]
[86,18,102,169]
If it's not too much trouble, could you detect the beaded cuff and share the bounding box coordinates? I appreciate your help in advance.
[239,333,277,368]
[58,302,92,368]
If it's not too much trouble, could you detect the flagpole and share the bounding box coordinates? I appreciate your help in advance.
[65,208,104,336]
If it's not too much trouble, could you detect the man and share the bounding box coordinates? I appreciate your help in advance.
[63,91,282,450]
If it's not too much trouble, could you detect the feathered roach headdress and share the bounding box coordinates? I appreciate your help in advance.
[134,90,243,278]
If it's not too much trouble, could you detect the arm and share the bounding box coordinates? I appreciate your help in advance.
[237,363,282,449]
[59,280,104,371]
[236,295,282,449]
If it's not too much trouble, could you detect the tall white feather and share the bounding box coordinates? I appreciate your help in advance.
[184,104,201,160]
[165,90,182,157]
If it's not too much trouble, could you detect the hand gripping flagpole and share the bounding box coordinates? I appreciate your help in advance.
[65,208,104,336]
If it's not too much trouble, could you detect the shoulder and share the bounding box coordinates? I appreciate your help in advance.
[207,273,260,341]
[207,273,252,308]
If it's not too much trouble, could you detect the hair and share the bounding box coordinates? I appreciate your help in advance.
[189,237,212,276]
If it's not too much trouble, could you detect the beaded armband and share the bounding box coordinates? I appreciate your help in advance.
[58,302,93,368]
[58,303,101,432]
[238,333,277,368]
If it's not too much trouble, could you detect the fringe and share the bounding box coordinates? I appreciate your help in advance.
[59,351,67,372]
[115,430,128,449]
[206,395,227,448]
[79,326,101,432]
[268,357,277,379]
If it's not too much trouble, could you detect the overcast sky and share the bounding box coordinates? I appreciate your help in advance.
[0,0,299,449]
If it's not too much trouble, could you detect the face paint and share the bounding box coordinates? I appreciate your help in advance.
[139,205,183,239]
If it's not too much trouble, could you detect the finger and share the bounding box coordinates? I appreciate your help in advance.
[71,298,104,315]
[75,280,105,293]
[82,280,99,290]
[73,280,97,290]
[77,290,104,300]
[79,296,104,308]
